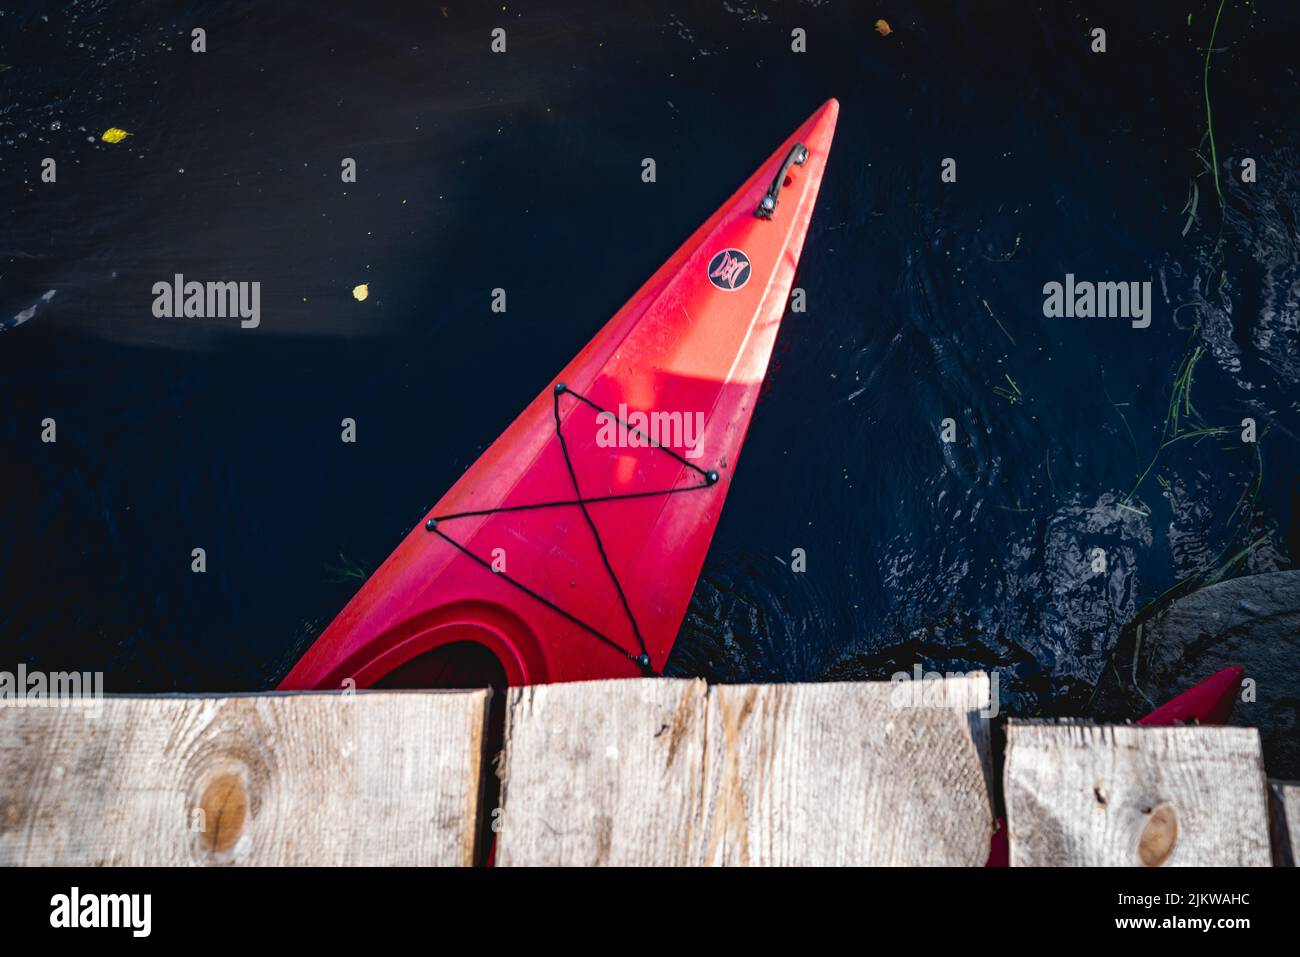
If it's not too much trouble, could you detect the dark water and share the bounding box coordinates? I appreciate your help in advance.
[3,3,1297,769]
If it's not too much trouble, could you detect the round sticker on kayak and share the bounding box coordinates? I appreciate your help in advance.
[707,248,752,291]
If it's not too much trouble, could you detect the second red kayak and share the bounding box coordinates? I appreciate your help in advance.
[280,100,839,691]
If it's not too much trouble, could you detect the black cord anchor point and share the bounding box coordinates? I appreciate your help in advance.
[420,385,720,673]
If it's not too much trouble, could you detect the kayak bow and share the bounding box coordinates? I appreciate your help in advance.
[281,100,839,691]
[1136,665,1245,727]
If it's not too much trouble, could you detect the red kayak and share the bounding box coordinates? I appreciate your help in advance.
[281,100,839,691]
[986,666,1246,866]
[1136,665,1245,727]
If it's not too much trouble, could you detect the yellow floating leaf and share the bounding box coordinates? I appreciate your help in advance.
[874,19,892,37]
[352,283,369,302]
[101,127,131,143]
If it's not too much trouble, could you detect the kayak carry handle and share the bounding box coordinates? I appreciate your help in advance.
[754,142,809,220]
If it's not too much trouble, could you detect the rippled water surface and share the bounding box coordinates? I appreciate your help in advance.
[2,2,1297,770]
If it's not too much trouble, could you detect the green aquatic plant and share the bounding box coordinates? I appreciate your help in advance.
[324,551,369,583]
[1090,336,1272,712]
[1186,1,1232,282]
[1101,377,1140,465]
[1122,344,1231,512]
[1201,0,1226,209]
[1204,533,1270,586]
[992,372,1023,405]
[1107,520,1271,711]
[1090,3,1272,714]
[981,297,1016,344]
[1180,178,1199,237]
[1130,623,1158,709]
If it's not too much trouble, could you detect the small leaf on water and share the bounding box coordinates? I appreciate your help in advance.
[874,19,892,37]
[101,127,130,143]
[352,283,370,302]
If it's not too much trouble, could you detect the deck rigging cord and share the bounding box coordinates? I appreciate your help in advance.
[424,382,719,675]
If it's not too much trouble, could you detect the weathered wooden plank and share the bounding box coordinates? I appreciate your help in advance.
[700,675,994,865]
[1005,723,1271,866]
[1269,779,1299,867]
[0,691,489,866]
[497,676,993,866]
[496,678,710,866]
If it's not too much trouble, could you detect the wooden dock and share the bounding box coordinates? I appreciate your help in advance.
[0,675,1293,866]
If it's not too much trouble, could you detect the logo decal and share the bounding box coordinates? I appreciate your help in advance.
[707,248,752,291]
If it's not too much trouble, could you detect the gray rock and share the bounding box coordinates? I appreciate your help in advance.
[1140,570,1300,778]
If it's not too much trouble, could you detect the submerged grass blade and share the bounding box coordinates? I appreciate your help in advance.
[1181,178,1199,237]
[324,550,369,583]
[981,298,1016,344]
[1124,343,1216,504]
[1130,623,1158,709]
[1203,0,1226,208]
[1204,534,1269,586]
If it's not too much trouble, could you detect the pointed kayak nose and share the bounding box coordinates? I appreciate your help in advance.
[796,98,839,157]
[815,97,840,127]
[1138,665,1246,726]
